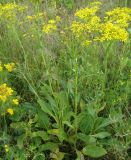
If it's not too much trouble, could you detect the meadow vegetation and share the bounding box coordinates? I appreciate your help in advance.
[0,0,131,159]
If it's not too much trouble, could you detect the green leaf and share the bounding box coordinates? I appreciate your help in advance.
[38,99,56,120]
[10,122,27,130]
[93,132,111,139]
[77,133,96,144]
[79,113,94,134]
[57,91,71,122]
[38,99,52,115]
[17,134,26,149]
[48,128,67,142]
[37,108,50,130]
[86,106,96,118]
[83,145,107,158]
[94,117,114,132]
[31,131,49,141]
[63,121,74,129]
[39,142,58,152]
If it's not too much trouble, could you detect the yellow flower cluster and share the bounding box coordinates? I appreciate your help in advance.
[0,62,19,116]
[71,2,131,45]
[7,108,14,115]
[4,63,15,72]
[75,5,99,20]
[71,15,101,40]
[0,62,15,72]
[71,4,101,45]
[0,83,13,102]
[99,22,128,42]
[43,22,57,33]
[0,83,19,115]
[71,21,85,38]
[13,98,19,105]
[26,12,44,22]
[105,7,131,28]
[6,98,19,115]
[42,16,61,34]
[0,3,27,23]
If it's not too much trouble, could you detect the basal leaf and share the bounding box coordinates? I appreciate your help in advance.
[77,133,96,144]
[79,113,94,134]
[93,132,111,139]
[83,145,107,158]
[31,131,49,141]
[39,142,58,152]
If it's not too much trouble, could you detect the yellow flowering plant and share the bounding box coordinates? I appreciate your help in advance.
[71,2,131,46]
[42,16,61,34]
[0,62,20,159]
[0,62,19,116]
[0,1,130,159]
[26,12,44,22]
[4,62,15,72]
[0,3,27,24]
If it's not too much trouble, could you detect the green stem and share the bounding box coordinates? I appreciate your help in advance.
[125,0,128,7]
[71,39,78,148]
[74,57,78,147]
[102,42,112,101]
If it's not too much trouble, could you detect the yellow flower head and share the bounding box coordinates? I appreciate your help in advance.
[56,16,61,22]
[4,63,15,72]
[42,23,57,34]
[26,12,44,22]
[26,15,33,21]
[100,22,129,42]
[48,19,56,24]
[0,3,27,23]
[71,1,130,45]
[42,16,61,34]
[105,7,131,28]
[75,6,99,20]
[4,144,9,152]
[13,98,19,105]
[7,108,14,115]
[0,83,13,102]
[82,40,92,46]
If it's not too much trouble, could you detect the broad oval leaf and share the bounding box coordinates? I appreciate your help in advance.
[39,142,58,152]
[31,131,49,141]
[93,132,111,139]
[77,133,96,144]
[79,113,94,134]
[83,145,107,158]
